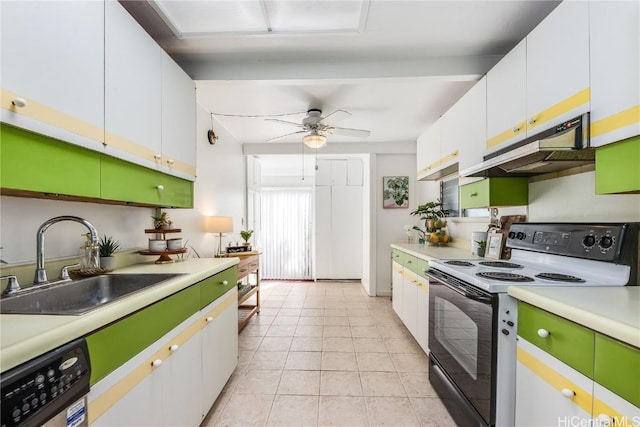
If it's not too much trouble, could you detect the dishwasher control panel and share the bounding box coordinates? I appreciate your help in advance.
[1,338,90,427]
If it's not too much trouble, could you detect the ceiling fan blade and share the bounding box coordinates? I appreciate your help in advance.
[329,126,371,138]
[265,118,305,128]
[266,130,307,142]
[319,109,351,126]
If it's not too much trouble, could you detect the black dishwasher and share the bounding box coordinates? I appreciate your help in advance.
[1,338,91,427]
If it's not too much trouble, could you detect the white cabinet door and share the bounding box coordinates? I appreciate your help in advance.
[401,269,419,337]
[104,0,162,168]
[415,275,429,353]
[486,40,527,152]
[589,1,640,147]
[0,0,104,152]
[330,185,363,279]
[315,160,331,186]
[161,51,196,180]
[516,338,593,427]
[592,382,640,426]
[315,186,332,278]
[417,119,441,179]
[163,332,203,427]
[347,159,363,186]
[391,261,404,318]
[331,160,348,186]
[526,1,590,135]
[456,77,487,173]
[201,290,239,418]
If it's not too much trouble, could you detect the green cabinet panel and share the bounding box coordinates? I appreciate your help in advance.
[594,334,640,407]
[199,266,237,309]
[460,178,529,209]
[518,301,595,378]
[417,258,430,279]
[595,137,640,194]
[86,283,200,385]
[0,124,101,198]
[101,155,193,208]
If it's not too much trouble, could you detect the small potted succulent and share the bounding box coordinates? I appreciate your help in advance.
[151,211,172,230]
[99,235,120,271]
[240,229,254,247]
[475,240,487,257]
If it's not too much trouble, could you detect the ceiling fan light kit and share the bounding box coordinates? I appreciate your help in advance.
[266,109,370,145]
[303,132,327,149]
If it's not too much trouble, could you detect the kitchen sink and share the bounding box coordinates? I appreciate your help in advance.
[0,273,183,315]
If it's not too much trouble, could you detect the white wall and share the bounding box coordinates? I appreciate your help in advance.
[374,154,419,296]
[169,104,246,258]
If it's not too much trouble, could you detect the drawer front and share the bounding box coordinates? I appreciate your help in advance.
[594,333,640,407]
[200,266,237,309]
[518,301,595,378]
[416,258,430,279]
[460,179,490,208]
[460,178,529,209]
[86,283,200,385]
[391,249,417,272]
[101,155,193,208]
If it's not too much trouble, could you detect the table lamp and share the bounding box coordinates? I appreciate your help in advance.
[205,216,234,256]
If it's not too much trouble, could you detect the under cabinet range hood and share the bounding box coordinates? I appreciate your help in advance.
[460,113,594,177]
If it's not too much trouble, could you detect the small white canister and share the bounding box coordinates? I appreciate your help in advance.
[149,239,166,252]
[167,238,183,251]
[471,231,487,255]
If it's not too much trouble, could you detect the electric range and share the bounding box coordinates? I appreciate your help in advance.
[425,223,639,427]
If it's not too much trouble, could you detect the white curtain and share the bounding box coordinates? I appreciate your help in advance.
[260,189,313,280]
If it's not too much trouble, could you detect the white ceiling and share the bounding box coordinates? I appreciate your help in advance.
[122,0,561,148]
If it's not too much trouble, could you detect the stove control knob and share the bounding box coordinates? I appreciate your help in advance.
[508,231,516,239]
[599,236,614,249]
[516,232,526,240]
[583,235,596,248]
[501,329,510,336]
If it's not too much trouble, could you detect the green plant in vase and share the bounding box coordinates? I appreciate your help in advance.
[99,235,120,271]
[240,229,254,246]
[475,240,487,257]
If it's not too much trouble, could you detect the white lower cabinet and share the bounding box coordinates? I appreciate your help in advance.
[414,274,429,352]
[89,288,237,426]
[592,383,640,426]
[516,338,592,427]
[391,261,404,317]
[391,258,429,354]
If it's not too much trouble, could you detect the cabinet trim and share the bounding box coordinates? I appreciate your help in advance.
[418,150,459,175]
[88,289,237,424]
[526,87,590,132]
[591,104,640,138]
[487,121,526,148]
[1,88,104,143]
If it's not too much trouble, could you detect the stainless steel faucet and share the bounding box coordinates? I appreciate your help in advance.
[34,216,99,285]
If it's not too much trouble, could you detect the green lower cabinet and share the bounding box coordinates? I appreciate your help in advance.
[0,123,101,198]
[595,136,640,194]
[460,177,529,209]
[86,283,200,385]
[101,155,193,208]
[199,266,237,309]
[594,333,640,407]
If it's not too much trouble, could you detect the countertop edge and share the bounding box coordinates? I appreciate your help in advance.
[1,258,239,372]
[507,286,640,348]
[391,242,479,261]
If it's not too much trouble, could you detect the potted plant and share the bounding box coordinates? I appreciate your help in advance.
[475,240,487,257]
[99,235,120,271]
[151,211,171,230]
[240,229,254,246]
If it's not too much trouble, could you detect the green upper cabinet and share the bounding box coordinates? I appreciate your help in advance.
[0,0,104,152]
[460,177,528,209]
[0,124,101,198]
[595,137,640,194]
[589,1,640,148]
[101,155,193,208]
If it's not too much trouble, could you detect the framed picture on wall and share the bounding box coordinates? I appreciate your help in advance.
[485,230,506,259]
[383,176,409,209]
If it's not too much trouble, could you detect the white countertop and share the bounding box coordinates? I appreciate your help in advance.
[391,242,481,261]
[0,258,238,372]
[508,286,640,348]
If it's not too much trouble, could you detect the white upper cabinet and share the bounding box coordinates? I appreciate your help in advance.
[161,51,197,179]
[104,0,162,170]
[450,77,487,173]
[0,0,104,151]
[416,119,442,180]
[486,40,527,152]
[525,1,590,135]
[589,1,640,147]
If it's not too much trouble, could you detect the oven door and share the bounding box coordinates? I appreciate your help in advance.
[428,271,497,426]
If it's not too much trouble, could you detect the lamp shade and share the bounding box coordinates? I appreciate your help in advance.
[303,133,327,149]
[205,216,234,233]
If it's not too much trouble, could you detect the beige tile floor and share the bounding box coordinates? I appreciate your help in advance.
[202,280,456,427]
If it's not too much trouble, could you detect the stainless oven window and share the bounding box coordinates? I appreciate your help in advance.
[433,296,479,379]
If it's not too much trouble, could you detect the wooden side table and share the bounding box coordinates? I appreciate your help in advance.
[223,251,260,332]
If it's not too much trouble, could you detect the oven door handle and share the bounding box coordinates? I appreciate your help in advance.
[462,290,492,304]
[427,271,493,305]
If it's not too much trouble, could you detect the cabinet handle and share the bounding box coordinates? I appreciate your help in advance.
[537,329,550,338]
[166,159,175,165]
[156,185,164,191]
[12,98,27,108]
[561,388,575,398]
[169,344,179,352]
[512,127,520,133]
[469,192,478,197]
[206,316,214,323]
[151,359,163,367]
[154,154,162,160]
[221,280,228,285]
[528,117,537,125]
[407,260,412,264]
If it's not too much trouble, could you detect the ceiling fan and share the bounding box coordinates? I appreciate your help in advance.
[265,109,371,148]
